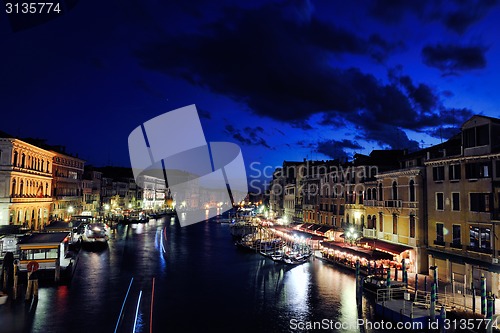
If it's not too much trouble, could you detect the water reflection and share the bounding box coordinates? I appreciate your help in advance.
[1,219,385,333]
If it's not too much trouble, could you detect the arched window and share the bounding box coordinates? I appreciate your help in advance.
[409,179,415,202]
[361,214,365,227]
[372,188,377,201]
[409,214,416,238]
[366,189,371,200]
[358,191,364,204]
[392,181,398,200]
[20,180,24,196]
[13,151,18,166]
[379,212,383,232]
[378,183,383,201]
[11,179,16,196]
[372,215,377,229]
[21,154,26,168]
[392,214,398,234]
[367,215,372,228]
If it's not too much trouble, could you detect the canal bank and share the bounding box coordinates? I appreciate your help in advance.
[0,216,497,332]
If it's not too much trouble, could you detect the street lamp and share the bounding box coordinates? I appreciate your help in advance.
[104,204,110,221]
[67,206,74,222]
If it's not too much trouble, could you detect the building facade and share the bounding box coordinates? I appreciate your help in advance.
[426,116,500,296]
[51,151,85,220]
[0,137,55,229]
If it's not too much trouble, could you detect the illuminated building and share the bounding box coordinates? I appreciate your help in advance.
[0,135,54,229]
[426,115,500,297]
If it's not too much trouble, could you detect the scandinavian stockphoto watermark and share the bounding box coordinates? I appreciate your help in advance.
[128,104,248,227]
[248,161,379,197]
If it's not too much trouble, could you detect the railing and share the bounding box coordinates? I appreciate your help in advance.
[363,228,376,238]
[404,201,418,208]
[384,200,402,208]
[467,246,493,255]
[363,200,379,207]
[10,196,52,203]
[411,286,492,316]
[376,287,408,303]
[1,165,51,177]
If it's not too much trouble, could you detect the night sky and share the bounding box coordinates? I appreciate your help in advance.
[2,0,500,188]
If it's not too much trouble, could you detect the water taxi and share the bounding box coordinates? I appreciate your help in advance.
[81,222,110,244]
[17,232,75,281]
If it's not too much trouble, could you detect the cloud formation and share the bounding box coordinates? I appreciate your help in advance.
[316,139,363,160]
[422,44,487,73]
[369,0,499,34]
[136,0,477,154]
[225,125,271,149]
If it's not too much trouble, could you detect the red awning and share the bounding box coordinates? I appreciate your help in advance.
[320,241,393,260]
[358,238,412,255]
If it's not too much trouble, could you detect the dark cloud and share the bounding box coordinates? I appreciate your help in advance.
[198,108,212,119]
[134,79,165,99]
[422,44,487,73]
[369,0,499,34]
[274,128,286,136]
[425,126,461,139]
[225,125,271,149]
[136,0,475,151]
[443,0,499,34]
[296,140,315,149]
[290,120,313,130]
[316,139,363,160]
[353,122,420,152]
[369,0,429,24]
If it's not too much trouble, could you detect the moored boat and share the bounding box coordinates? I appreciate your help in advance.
[80,222,109,245]
[0,291,8,305]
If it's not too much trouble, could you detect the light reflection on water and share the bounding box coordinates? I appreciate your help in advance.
[1,217,383,333]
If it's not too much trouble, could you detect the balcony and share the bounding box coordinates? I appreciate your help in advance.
[384,200,402,208]
[1,165,51,177]
[467,246,493,255]
[363,200,379,207]
[9,196,52,203]
[363,228,376,238]
[404,201,418,209]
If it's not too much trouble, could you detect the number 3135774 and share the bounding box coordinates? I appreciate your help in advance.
[5,3,61,14]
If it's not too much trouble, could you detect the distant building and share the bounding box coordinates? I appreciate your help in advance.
[269,168,284,218]
[82,168,103,216]
[51,149,85,220]
[0,135,55,229]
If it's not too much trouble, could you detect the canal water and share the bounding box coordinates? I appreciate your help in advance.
[0,216,386,333]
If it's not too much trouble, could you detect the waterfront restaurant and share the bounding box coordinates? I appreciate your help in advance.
[319,240,407,275]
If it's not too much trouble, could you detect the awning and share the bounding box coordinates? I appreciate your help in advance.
[316,226,333,235]
[320,241,393,260]
[292,229,325,240]
[358,238,413,256]
[310,224,322,231]
[299,223,314,230]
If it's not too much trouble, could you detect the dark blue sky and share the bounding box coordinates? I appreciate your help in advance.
[2,0,500,186]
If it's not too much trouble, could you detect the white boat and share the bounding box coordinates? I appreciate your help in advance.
[0,292,8,305]
[81,222,109,244]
